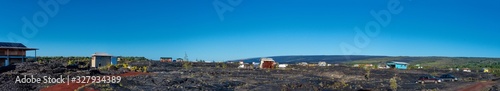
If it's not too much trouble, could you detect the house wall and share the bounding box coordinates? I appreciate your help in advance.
[160,59,172,62]
[92,56,112,68]
[111,57,117,65]
[91,57,96,67]
[261,61,274,69]
[395,64,407,69]
[0,49,26,56]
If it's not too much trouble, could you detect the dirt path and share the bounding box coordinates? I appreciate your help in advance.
[457,81,496,91]
[40,72,149,91]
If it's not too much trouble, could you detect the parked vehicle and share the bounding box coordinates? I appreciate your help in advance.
[440,74,459,82]
[416,75,442,84]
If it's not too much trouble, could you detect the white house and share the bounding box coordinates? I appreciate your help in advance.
[238,61,245,68]
[278,64,288,68]
[252,62,260,68]
[91,52,117,68]
[298,62,308,66]
[318,61,327,66]
[353,64,360,67]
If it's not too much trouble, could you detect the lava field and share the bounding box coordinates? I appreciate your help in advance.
[0,61,497,91]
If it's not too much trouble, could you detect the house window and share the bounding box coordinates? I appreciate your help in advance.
[0,50,4,55]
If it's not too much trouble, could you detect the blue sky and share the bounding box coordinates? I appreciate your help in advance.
[1,0,499,61]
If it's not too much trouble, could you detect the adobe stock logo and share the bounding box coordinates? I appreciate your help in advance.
[213,0,243,21]
[7,0,70,43]
[339,0,405,60]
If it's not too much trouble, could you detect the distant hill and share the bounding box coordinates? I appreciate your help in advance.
[229,55,500,69]
[229,55,389,64]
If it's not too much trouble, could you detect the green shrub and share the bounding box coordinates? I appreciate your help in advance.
[221,63,227,68]
[365,69,371,80]
[136,68,143,72]
[67,60,75,66]
[183,62,193,69]
[108,65,118,70]
[37,59,44,64]
[430,72,438,76]
[390,77,398,91]
[142,66,148,72]
[122,63,129,68]
[130,66,138,72]
[216,63,226,68]
[332,80,348,89]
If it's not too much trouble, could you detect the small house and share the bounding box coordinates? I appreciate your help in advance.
[160,57,173,62]
[353,64,360,67]
[363,64,374,69]
[252,62,260,69]
[278,64,288,68]
[386,61,409,70]
[91,53,117,68]
[297,62,308,66]
[0,42,38,66]
[308,64,318,67]
[238,61,245,68]
[377,63,388,69]
[463,68,472,72]
[416,64,423,69]
[318,61,327,66]
[259,58,276,69]
[175,58,184,62]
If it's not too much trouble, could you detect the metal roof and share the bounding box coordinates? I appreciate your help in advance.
[92,52,112,56]
[0,42,26,47]
[387,61,409,65]
[0,42,38,50]
[160,57,173,59]
[260,58,275,61]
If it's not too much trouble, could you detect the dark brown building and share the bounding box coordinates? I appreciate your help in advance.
[0,42,38,66]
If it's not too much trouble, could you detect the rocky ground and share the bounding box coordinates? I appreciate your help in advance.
[0,61,497,91]
[86,62,496,91]
[0,62,125,91]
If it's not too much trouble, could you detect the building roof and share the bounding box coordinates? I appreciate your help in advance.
[92,52,112,56]
[260,58,275,61]
[387,61,409,65]
[0,42,38,50]
[160,57,173,59]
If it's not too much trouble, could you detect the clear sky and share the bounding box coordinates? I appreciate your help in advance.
[1,0,499,61]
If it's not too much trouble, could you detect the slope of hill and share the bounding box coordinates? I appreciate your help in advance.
[229,55,389,64]
[229,55,500,69]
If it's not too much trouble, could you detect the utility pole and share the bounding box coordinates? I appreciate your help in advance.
[184,52,189,62]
